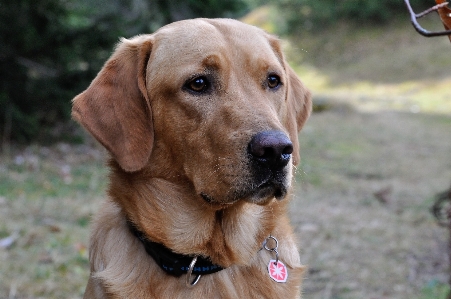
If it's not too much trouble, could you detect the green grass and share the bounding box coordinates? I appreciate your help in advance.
[292,110,451,299]
[420,281,450,299]
[0,143,107,298]
[287,18,451,115]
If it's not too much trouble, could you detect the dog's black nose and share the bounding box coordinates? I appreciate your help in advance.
[248,131,293,170]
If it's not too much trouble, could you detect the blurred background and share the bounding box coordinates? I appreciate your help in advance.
[1,0,451,298]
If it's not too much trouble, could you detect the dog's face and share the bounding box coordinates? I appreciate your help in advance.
[72,19,311,207]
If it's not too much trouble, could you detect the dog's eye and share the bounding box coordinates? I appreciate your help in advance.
[185,76,210,93]
[267,74,281,89]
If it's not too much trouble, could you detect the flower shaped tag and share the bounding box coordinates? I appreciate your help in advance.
[268,259,288,283]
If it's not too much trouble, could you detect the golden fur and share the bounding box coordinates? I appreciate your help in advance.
[72,18,312,299]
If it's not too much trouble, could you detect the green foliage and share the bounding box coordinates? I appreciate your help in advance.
[0,0,248,144]
[264,0,431,33]
[419,280,450,299]
[154,0,248,25]
[0,0,125,143]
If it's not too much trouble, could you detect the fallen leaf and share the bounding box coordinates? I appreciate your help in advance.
[74,242,88,258]
[374,186,393,204]
[435,0,451,42]
[38,252,53,264]
[47,224,61,233]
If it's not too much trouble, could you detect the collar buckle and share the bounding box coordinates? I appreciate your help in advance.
[186,256,202,287]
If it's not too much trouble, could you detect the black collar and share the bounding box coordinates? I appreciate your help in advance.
[127,220,224,277]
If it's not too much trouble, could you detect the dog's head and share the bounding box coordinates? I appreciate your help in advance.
[72,18,311,206]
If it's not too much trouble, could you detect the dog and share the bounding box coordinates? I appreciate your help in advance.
[72,18,312,299]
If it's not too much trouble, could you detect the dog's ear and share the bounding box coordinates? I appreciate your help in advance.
[285,65,312,166]
[72,37,154,172]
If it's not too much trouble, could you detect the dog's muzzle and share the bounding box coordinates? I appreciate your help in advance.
[200,130,293,205]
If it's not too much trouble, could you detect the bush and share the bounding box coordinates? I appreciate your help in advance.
[0,0,249,144]
[266,0,431,33]
[0,0,126,143]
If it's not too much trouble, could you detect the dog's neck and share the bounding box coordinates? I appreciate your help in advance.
[108,162,287,267]
[127,219,225,277]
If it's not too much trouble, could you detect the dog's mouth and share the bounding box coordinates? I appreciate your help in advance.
[254,181,287,200]
[200,176,288,206]
[243,179,288,205]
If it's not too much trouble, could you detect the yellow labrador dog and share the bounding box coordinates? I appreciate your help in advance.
[72,18,311,298]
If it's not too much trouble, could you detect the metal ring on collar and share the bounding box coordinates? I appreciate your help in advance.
[186,256,201,287]
[263,235,279,251]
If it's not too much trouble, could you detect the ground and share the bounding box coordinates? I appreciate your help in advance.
[1,12,451,299]
[294,110,451,299]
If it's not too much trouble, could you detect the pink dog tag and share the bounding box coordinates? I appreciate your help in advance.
[268,259,288,283]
